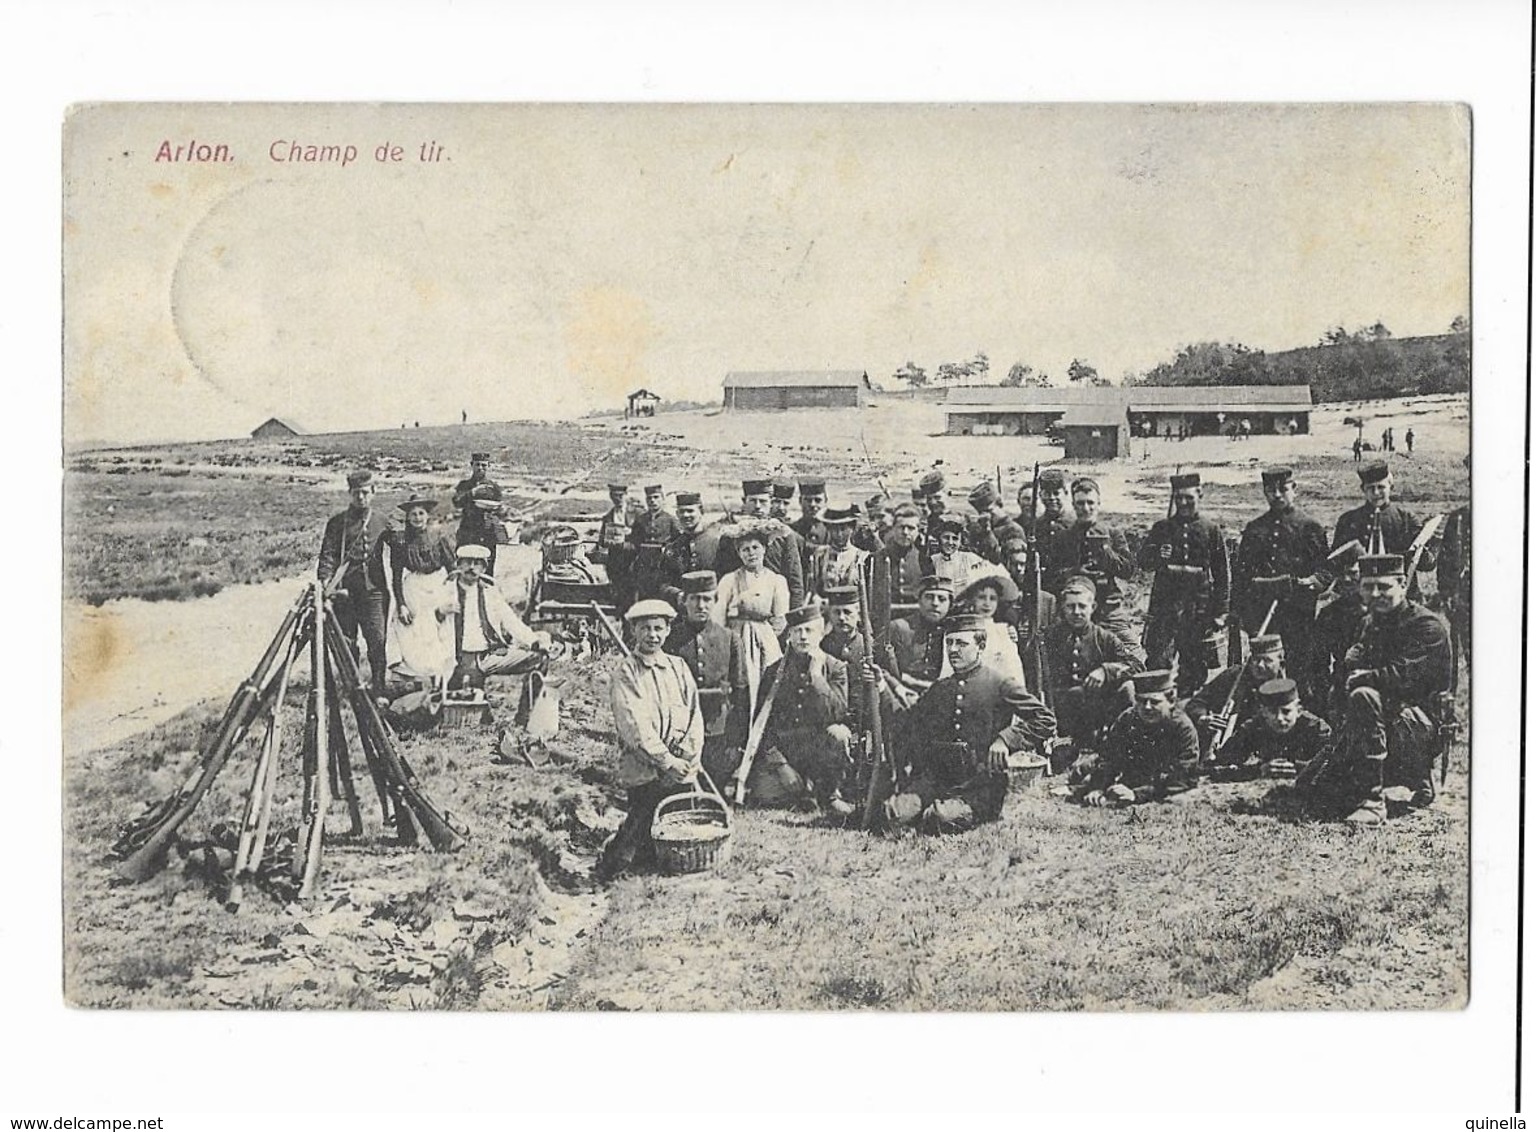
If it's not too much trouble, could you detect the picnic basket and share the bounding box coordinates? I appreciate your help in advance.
[651,775,732,875]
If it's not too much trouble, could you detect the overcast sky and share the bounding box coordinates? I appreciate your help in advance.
[63,103,1469,444]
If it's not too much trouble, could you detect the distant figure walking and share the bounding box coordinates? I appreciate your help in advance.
[462,408,468,424]
[1352,436,1363,463]
[1405,427,1415,454]
[1239,418,1252,441]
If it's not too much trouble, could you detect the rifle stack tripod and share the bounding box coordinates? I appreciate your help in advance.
[111,580,467,908]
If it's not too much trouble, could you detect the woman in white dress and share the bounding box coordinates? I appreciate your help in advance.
[713,523,790,718]
[928,511,993,594]
[385,495,459,686]
[942,573,1027,686]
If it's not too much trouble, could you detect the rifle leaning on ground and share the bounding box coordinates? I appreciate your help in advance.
[857,571,894,830]
[1022,462,1055,713]
[1207,598,1278,760]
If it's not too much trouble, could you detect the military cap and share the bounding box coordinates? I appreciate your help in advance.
[1261,467,1294,488]
[624,598,677,623]
[798,477,827,495]
[967,481,1001,510]
[346,470,374,489]
[1131,669,1176,696]
[607,483,628,495]
[1248,634,1285,657]
[865,495,886,512]
[1059,575,1098,600]
[398,494,438,512]
[1038,469,1068,489]
[771,477,796,500]
[958,572,1020,605]
[1359,553,1405,578]
[784,604,822,629]
[644,484,664,496]
[918,469,946,496]
[1358,461,1391,486]
[1169,472,1202,490]
[675,491,702,507]
[822,505,858,525]
[679,570,718,595]
[1256,677,1300,706]
[933,511,967,533]
[470,452,491,462]
[942,611,991,636]
[455,543,491,561]
[1070,476,1100,496]
[824,586,859,608]
[918,574,955,596]
[742,478,772,496]
[547,525,580,547]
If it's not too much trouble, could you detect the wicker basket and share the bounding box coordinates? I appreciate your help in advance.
[651,787,733,875]
[441,694,492,730]
[1006,752,1050,792]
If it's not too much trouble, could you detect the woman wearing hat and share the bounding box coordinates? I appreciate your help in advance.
[386,494,459,685]
[713,520,790,721]
[943,574,1026,686]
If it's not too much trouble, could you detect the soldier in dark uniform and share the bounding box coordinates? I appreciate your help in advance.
[1438,454,1472,680]
[819,586,865,666]
[1296,554,1453,824]
[1043,576,1141,761]
[1312,541,1369,723]
[883,612,1056,833]
[916,469,950,561]
[1052,477,1140,659]
[1331,462,1438,596]
[1070,669,1199,807]
[767,476,808,575]
[594,483,633,603]
[318,470,393,693]
[753,604,855,813]
[1139,472,1230,697]
[451,452,504,574]
[1004,538,1057,703]
[1209,677,1332,780]
[877,575,953,697]
[790,476,830,568]
[874,502,926,616]
[1185,633,1288,759]
[663,571,749,788]
[658,492,717,604]
[1232,467,1329,702]
[626,484,680,601]
[713,478,807,609]
[853,495,892,553]
[1019,469,1075,583]
[966,481,1026,565]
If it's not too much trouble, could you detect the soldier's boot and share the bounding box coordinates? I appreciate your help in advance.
[1345,754,1387,825]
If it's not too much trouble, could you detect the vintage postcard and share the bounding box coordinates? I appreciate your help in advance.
[62,102,1470,1014]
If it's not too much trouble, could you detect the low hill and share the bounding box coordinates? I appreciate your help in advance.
[1134,332,1469,403]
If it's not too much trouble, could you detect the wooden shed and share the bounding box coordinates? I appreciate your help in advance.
[251,417,303,441]
[722,370,870,411]
[625,388,661,418]
[1060,406,1129,461]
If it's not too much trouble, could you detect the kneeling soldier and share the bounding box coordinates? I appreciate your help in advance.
[1043,576,1141,764]
[1072,669,1198,807]
[597,599,704,880]
[884,612,1056,833]
[753,604,855,814]
[1296,553,1453,824]
[1209,677,1332,780]
[1185,633,1287,759]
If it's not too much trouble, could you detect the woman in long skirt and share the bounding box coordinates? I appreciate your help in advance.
[713,524,790,720]
[386,495,459,686]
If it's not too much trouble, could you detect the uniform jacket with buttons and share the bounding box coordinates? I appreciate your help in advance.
[899,663,1055,779]
[1216,710,1332,767]
[876,537,926,607]
[1314,593,1368,699]
[628,508,682,549]
[318,507,390,593]
[1138,514,1230,618]
[878,615,947,684]
[1088,708,1200,801]
[1048,520,1135,608]
[1344,599,1452,710]
[756,651,850,745]
[664,618,748,746]
[1233,505,1328,619]
[1044,620,1141,694]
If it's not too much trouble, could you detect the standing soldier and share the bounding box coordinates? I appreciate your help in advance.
[1069,670,1199,808]
[790,476,830,567]
[596,599,703,880]
[966,481,1026,565]
[916,469,950,560]
[452,452,504,574]
[1331,462,1438,597]
[1231,467,1329,702]
[713,478,807,609]
[1184,634,1288,759]
[627,484,680,601]
[1042,576,1141,763]
[663,571,748,789]
[767,475,807,575]
[1138,472,1230,698]
[658,491,717,603]
[318,470,392,695]
[752,605,855,814]
[1312,541,1369,723]
[1209,678,1332,780]
[1297,554,1453,824]
[873,502,926,616]
[595,483,633,604]
[878,575,954,697]
[807,505,869,599]
[1052,478,1139,659]
[882,612,1056,834]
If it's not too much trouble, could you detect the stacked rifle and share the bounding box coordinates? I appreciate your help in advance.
[111,580,467,908]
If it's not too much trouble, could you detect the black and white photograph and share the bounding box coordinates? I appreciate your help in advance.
[62,101,1474,1016]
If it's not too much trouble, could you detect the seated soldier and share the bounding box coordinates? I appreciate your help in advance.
[597,599,703,880]
[749,604,855,814]
[1069,669,1198,808]
[439,544,554,691]
[540,524,607,586]
[1296,553,1453,824]
[946,573,1027,685]
[877,575,954,699]
[663,571,748,788]
[1209,677,1332,780]
[883,612,1056,834]
[1185,633,1287,759]
[1043,575,1141,765]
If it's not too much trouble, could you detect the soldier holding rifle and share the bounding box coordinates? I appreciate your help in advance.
[1331,462,1438,597]
[1208,677,1332,780]
[1185,633,1288,759]
[317,469,392,695]
[1138,472,1230,697]
[1051,478,1139,659]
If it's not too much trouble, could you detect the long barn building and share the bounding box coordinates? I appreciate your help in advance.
[723,370,871,411]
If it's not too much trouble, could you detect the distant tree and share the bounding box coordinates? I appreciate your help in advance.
[894,360,928,388]
[1067,358,1101,385]
[970,351,990,382]
[935,361,967,385]
[1364,321,1392,341]
[1321,326,1352,347]
[1450,314,1470,334]
[1002,362,1032,387]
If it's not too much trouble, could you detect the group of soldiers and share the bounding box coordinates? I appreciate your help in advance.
[317,448,1471,881]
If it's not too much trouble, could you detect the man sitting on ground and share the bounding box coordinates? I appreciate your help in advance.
[1209,677,1332,780]
[1185,633,1288,760]
[1069,669,1199,808]
[1043,576,1141,767]
[440,544,554,691]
